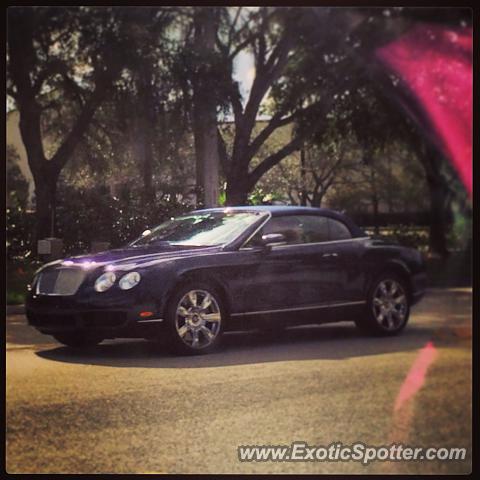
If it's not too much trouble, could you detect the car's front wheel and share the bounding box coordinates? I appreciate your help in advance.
[52,333,104,348]
[355,274,410,336]
[164,282,225,355]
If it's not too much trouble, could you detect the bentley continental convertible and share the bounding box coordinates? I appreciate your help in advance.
[26,206,427,354]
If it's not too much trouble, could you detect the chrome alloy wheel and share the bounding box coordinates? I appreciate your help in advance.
[175,289,222,349]
[372,279,408,331]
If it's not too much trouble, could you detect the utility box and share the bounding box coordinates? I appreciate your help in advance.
[90,241,110,253]
[37,238,64,260]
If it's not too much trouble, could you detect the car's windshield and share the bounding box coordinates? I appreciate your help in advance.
[129,211,264,247]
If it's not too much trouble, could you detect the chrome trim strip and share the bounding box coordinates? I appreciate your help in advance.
[413,289,426,297]
[231,300,366,317]
[271,236,371,250]
[137,318,164,323]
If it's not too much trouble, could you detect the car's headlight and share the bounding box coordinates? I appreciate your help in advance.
[94,272,116,292]
[118,272,141,290]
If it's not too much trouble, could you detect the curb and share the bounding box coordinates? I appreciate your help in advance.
[6,305,25,315]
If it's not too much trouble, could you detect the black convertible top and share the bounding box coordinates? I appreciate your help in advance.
[195,205,366,238]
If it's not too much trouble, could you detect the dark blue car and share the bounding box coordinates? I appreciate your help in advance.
[26,206,427,354]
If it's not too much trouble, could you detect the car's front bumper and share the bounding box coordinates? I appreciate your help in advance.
[26,294,165,338]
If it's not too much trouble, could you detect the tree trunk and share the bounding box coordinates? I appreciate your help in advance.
[300,147,308,206]
[369,167,380,235]
[192,8,220,208]
[137,73,155,205]
[427,179,450,257]
[311,189,323,208]
[418,144,450,257]
[9,8,115,249]
[372,194,380,235]
[131,62,156,206]
[33,170,59,241]
[225,179,250,206]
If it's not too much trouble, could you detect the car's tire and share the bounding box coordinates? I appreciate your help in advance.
[52,333,104,348]
[164,282,226,355]
[355,273,410,336]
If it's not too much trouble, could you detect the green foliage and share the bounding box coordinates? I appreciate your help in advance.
[7,147,29,206]
[217,184,227,206]
[6,182,194,261]
[6,6,471,264]
[55,183,193,255]
[6,205,36,262]
[6,261,41,305]
[365,225,430,251]
[447,202,472,252]
[6,155,35,262]
[247,187,285,206]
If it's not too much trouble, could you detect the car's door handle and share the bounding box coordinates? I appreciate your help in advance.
[322,253,339,258]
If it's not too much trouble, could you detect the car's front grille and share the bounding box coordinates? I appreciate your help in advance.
[36,268,86,296]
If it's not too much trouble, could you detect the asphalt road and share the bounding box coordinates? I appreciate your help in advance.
[6,288,472,474]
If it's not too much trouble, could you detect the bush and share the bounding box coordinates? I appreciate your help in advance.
[6,204,36,263]
[6,260,42,304]
[56,183,193,255]
[6,156,34,263]
[6,182,195,262]
[364,225,430,251]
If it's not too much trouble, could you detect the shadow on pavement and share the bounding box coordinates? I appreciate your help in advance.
[34,322,435,369]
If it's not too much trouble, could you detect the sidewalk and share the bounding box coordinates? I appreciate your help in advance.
[6,305,25,315]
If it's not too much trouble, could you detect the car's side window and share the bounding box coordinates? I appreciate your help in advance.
[327,218,352,241]
[262,216,305,245]
[246,215,330,246]
[296,216,330,243]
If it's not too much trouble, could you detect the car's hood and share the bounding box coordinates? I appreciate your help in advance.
[40,244,223,272]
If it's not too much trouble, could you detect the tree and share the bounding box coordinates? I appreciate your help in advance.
[192,8,221,207]
[274,129,360,208]
[7,146,30,209]
[211,7,371,204]
[336,6,471,255]
[7,7,128,241]
[117,8,177,206]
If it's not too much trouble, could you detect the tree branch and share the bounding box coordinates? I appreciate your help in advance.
[227,7,243,50]
[247,99,325,162]
[32,59,67,94]
[248,135,302,187]
[217,127,230,171]
[50,84,107,171]
[242,30,293,134]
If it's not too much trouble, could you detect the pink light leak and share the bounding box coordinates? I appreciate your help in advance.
[394,341,438,413]
[377,24,472,196]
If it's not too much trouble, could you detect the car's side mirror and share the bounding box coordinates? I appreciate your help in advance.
[261,233,287,247]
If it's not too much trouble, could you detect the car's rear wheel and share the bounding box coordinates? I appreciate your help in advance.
[355,274,410,336]
[52,333,104,348]
[164,282,225,355]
